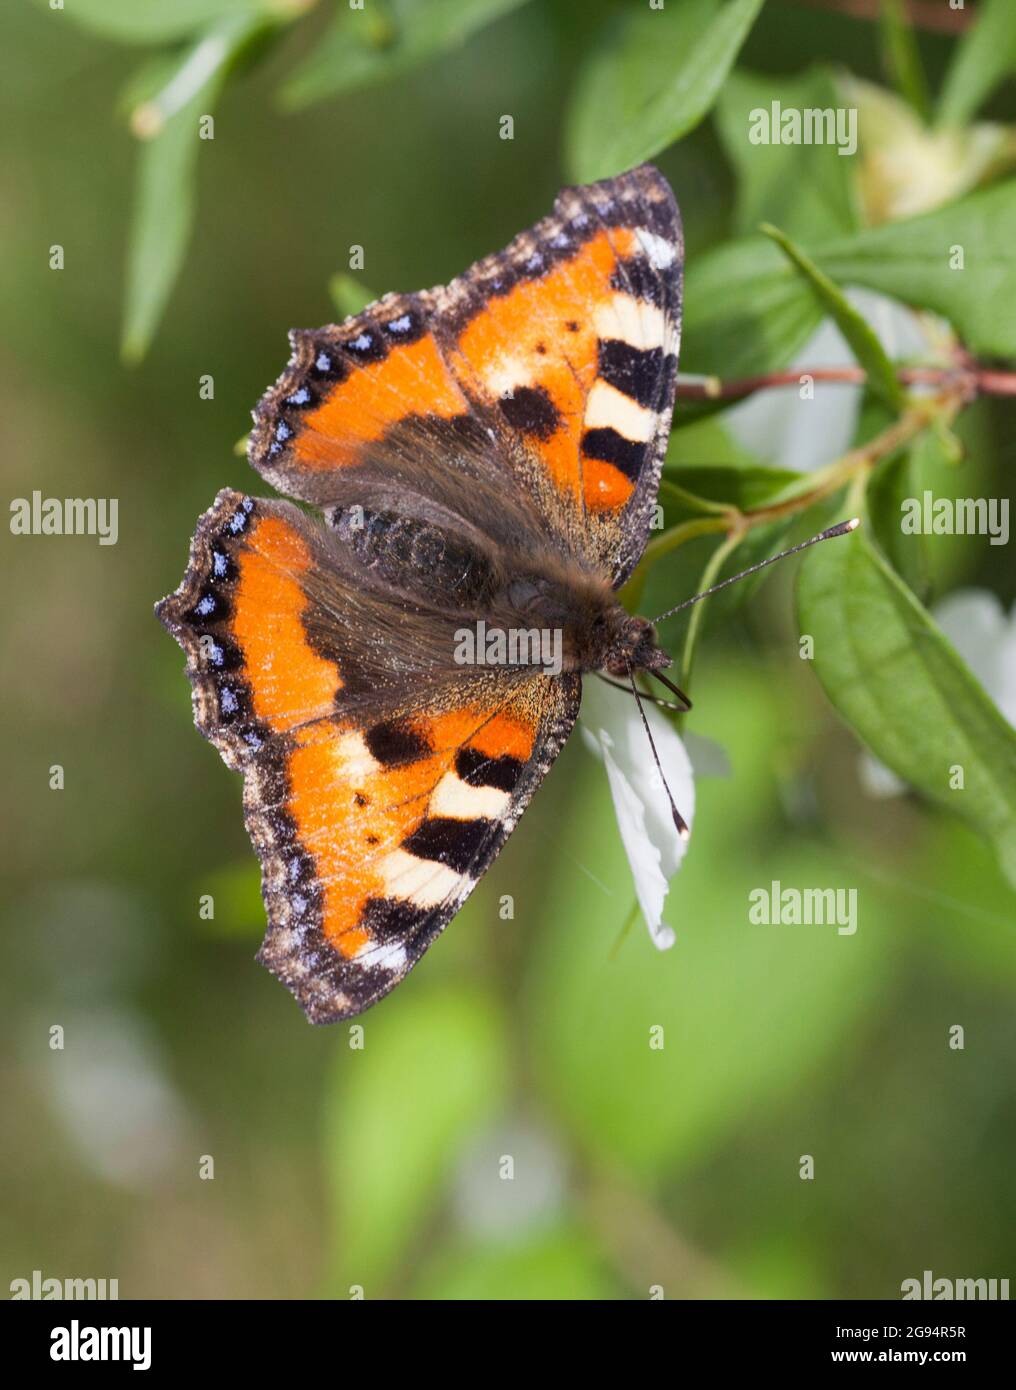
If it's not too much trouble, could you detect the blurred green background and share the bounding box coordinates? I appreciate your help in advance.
[2,0,1015,1300]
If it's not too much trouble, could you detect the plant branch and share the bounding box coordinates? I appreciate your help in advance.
[582,1167,748,1299]
[737,398,943,529]
[790,0,977,34]
[621,394,957,612]
[676,361,1015,403]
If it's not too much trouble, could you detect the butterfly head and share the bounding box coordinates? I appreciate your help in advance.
[602,613,670,678]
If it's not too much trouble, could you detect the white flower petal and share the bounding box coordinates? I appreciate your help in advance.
[934,590,1016,728]
[580,676,695,949]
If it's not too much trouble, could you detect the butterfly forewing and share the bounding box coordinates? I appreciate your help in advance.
[249,164,682,584]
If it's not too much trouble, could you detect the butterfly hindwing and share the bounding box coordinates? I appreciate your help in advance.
[263,678,580,1021]
[157,489,581,1022]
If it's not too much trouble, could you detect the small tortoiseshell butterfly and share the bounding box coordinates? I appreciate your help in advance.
[158,164,684,1023]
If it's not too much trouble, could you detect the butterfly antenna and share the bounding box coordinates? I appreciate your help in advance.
[627,663,690,841]
[651,518,859,624]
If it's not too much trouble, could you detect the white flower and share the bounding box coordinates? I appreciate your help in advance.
[839,74,1016,226]
[860,590,1016,798]
[579,675,695,950]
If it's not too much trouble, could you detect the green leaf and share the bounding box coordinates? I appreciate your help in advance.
[714,67,861,242]
[324,986,510,1294]
[878,0,930,124]
[681,235,822,381]
[866,424,953,603]
[937,0,1016,130]
[328,274,377,320]
[122,20,257,363]
[51,0,288,45]
[281,0,530,108]
[863,392,996,601]
[564,0,765,183]
[819,179,1016,358]
[761,223,905,412]
[664,463,805,514]
[797,524,1016,891]
[643,515,798,648]
[666,411,759,461]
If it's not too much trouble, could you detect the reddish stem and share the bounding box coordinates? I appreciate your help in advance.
[791,0,976,34]
[676,364,1016,402]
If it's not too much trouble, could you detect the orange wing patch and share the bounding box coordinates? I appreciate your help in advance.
[283,703,539,959]
[157,486,572,1025]
[251,674,578,1024]
[156,490,343,769]
[232,513,342,733]
[293,332,465,471]
[430,166,683,579]
[248,294,472,501]
[449,227,639,512]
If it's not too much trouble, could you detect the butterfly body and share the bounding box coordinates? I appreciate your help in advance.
[158,165,683,1022]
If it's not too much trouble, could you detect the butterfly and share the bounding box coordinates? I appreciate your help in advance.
[157,164,683,1023]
